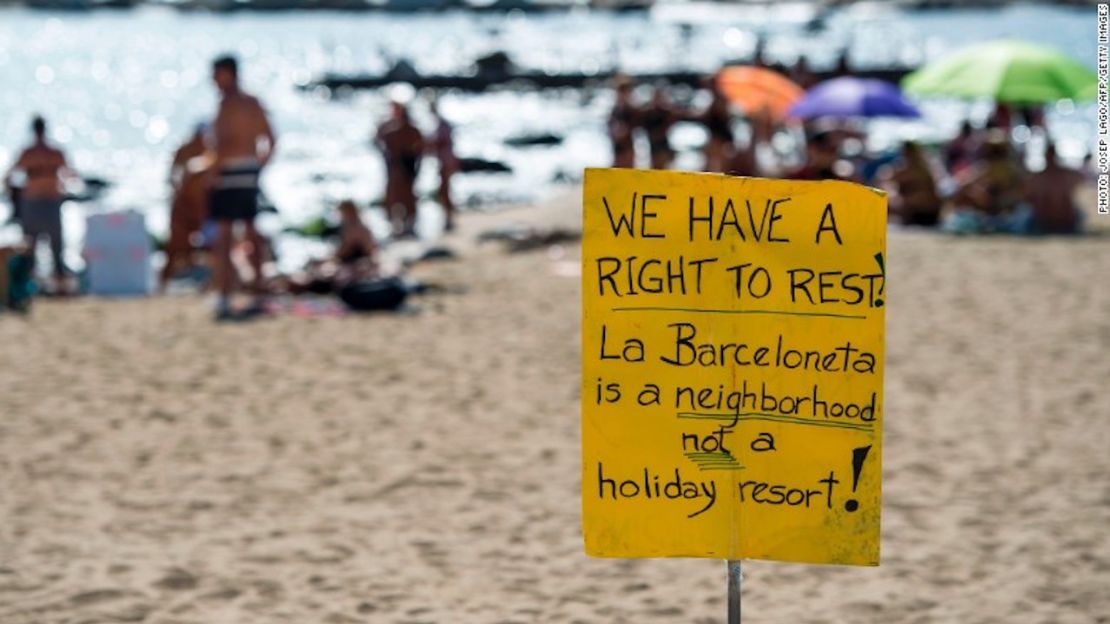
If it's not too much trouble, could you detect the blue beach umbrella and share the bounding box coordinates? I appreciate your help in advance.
[788,76,922,119]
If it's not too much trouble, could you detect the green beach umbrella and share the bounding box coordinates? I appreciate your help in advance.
[902,40,1097,103]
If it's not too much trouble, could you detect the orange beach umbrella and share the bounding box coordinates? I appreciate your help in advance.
[715,66,804,120]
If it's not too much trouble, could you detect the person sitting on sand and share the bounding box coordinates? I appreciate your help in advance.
[945,131,1027,234]
[335,200,379,272]
[160,124,213,292]
[954,131,1025,215]
[1021,143,1084,235]
[881,141,941,227]
[282,200,379,295]
[3,115,75,292]
[376,100,425,237]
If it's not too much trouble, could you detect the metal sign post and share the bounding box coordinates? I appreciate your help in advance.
[727,559,743,624]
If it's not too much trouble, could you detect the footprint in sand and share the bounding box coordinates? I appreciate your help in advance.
[152,568,198,591]
[69,589,128,605]
[200,586,243,602]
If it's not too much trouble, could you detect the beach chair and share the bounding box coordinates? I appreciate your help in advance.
[83,210,151,296]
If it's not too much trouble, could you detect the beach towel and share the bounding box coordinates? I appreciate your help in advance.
[262,296,348,318]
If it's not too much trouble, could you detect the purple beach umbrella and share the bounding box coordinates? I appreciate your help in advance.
[788,77,921,119]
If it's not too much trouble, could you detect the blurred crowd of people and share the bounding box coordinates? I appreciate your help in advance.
[607,78,1087,237]
[0,55,1093,317]
[2,54,458,317]
[160,56,458,318]
[608,77,770,176]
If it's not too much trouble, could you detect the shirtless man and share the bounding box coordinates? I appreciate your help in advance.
[1024,144,1084,234]
[3,116,73,289]
[208,55,276,319]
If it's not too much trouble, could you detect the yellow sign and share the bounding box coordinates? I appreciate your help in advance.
[581,169,886,566]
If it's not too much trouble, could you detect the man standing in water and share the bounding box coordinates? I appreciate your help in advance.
[208,55,276,319]
[3,115,72,292]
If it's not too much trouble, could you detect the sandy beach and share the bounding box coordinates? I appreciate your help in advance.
[1,189,1108,623]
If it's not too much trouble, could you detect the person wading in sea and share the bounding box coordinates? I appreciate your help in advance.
[207,54,276,320]
[3,115,74,293]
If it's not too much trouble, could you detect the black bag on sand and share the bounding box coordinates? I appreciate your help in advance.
[338,277,408,311]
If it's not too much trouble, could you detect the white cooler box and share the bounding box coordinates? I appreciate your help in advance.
[83,210,151,296]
